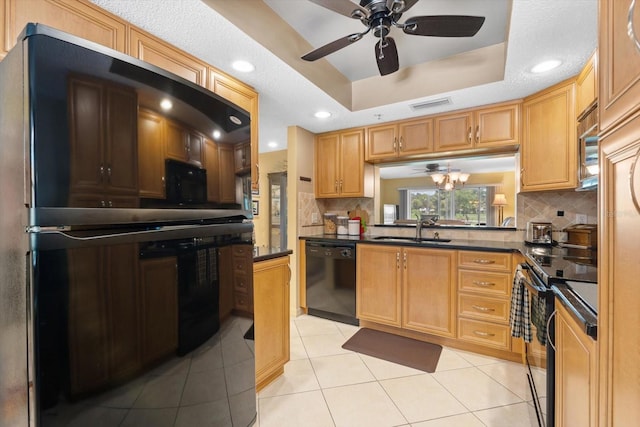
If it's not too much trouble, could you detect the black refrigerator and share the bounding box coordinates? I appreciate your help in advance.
[0,24,256,427]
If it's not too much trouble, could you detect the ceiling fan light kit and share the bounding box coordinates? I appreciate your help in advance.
[302,0,486,76]
[420,163,470,190]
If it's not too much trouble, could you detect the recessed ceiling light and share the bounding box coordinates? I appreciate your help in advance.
[212,130,221,140]
[232,60,255,73]
[531,59,562,73]
[314,111,331,119]
[229,115,242,125]
[160,99,173,110]
[267,141,278,148]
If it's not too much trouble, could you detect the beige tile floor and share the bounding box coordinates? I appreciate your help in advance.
[257,315,541,427]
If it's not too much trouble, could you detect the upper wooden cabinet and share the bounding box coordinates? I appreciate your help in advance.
[315,128,374,198]
[576,51,598,118]
[434,111,475,152]
[164,119,203,167]
[1,0,127,59]
[129,28,208,87]
[234,141,251,175]
[218,144,237,204]
[138,109,165,199]
[366,118,433,161]
[599,0,640,132]
[521,79,577,191]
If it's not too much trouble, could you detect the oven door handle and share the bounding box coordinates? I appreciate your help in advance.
[546,309,557,351]
[519,263,548,294]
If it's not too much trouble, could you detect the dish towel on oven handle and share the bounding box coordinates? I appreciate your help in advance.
[509,264,532,343]
[530,293,548,345]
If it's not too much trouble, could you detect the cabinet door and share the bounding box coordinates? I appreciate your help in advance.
[475,103,519,148]
[315,133,340,198]
[598,112,640,427]
[139,256,178,366]
[339,129,366,197]
[521,81,577,191]
[366,123,398,161]
[555,301,597,427]
[599,0,640,132]
[356,245,402,327]
[218,144,237,203]
[105,85,138,196]
[68,77,104,193]
[254,256,290,391]
[434,112,473,151]
[204,138,221,202]
[165,120,188,162]
[129,28,208,87]
[105,244,140,382]
[399,118,433,156]
[402,248,456,337]
[234,142,251,174]
[576,52,597,118]
[2,0,127,59]
[138,109,165,199]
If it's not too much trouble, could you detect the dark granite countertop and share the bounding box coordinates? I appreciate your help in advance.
[253,247,293,262]
[299,233,525,253]
[552,282,598,339]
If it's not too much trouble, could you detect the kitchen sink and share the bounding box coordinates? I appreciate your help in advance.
[372,236,452,243]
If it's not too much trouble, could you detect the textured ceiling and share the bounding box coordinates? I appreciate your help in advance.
[90,0,598,153]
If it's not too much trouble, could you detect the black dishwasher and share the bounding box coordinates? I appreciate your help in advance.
[305,241,358,325]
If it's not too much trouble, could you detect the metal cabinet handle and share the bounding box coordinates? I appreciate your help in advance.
[629,0,640,53]
[547,309,557,351]
[630,146,640,214]
[472,305,495,312]
[396,252,400,269]
[392,137,397,151]
[472,280,496,287]
[403,251,407,270]
[475,125,480,142]
[335,180,338,192]
[99,164,105,181]
[339,179,343,191]
[473,259,495,264]
[399,136,403,151]
[108,200,113,208]
[520,168,526,186]
[473,330,495,337]
[468,126,472,143]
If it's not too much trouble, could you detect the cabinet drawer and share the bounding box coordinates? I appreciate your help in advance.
[234,274,251,294]
[234,292,252,312]
[458,318,511,350]
[458,294,509,323]
[458,251,512,272]
[233,257,251,274]
[458,270,511,297]
[233,245,252,257]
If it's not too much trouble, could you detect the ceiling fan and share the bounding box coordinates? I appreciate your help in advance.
[301,0,486,76]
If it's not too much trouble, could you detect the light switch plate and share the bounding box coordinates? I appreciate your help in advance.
[312,212,319,224]
[576,214,587,224]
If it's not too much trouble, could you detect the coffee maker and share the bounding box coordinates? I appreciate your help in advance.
[526,221,553,245]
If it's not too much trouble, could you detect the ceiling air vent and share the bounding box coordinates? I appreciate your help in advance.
[410,97,451,111]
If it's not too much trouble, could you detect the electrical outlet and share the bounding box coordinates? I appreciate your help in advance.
[576,214,587,224]
[311,212,319,224]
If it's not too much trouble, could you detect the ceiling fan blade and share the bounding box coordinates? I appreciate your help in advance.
[375,37,399,76]
[308,0,368,19]
[302,33,363,61]
[403,15,486,37]
[386,0,420,14]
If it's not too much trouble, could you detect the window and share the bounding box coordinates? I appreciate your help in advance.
[401,186,495,225]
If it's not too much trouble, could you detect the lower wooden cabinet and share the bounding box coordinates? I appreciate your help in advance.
[232,244,254,314]
[356,244,456,338]
[254,255,290,391]
[555,300,597,427]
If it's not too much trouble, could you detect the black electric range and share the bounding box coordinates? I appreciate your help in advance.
[524,244,598,337]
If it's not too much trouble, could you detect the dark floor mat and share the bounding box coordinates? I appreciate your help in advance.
[342,328,442,373]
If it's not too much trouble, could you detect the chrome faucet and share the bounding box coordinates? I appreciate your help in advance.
[416,215,439,240]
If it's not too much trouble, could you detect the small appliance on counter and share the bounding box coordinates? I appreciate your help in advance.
[562,224,598,249]
[525,221,553,245]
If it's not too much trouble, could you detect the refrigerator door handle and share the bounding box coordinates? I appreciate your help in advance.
[28,222,252,250]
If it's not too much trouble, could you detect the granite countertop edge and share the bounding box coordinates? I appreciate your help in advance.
[253,248,293,262]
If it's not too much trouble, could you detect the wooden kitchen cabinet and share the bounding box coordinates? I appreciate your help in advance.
[68,76,139,207]
[138,108,166,199]
[576,50,597,118]
[204,137,221,202]
[254,255,290,391]
[1,0,127,60]
[402,247,457,338]
[434,102,520,152]
[366,118,433,161]
[129,28,208,87]
[599,0,640,132]
[356,244,402,327]
[357,244,456,338]
[139,256,178,367]
[555,300,597,427]
[232,244,254,315]
[521,79,577,191]
[315,128,373,198]
[457,251,513,351]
